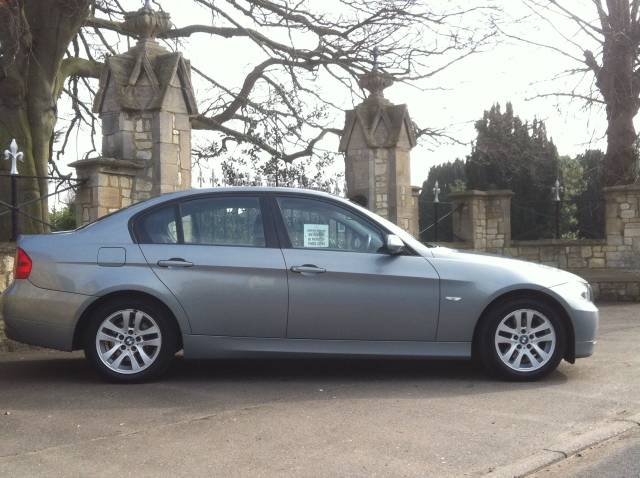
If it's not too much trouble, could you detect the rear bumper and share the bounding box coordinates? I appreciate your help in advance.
[1,280,92,351]
[4,315,74,351]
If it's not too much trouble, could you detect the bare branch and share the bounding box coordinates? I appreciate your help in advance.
[192,114,340,162]
[526,92,606,104]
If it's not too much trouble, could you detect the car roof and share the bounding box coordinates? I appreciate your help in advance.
[137,186,343,209]
[155,186,338,199]
[78,186,349,236]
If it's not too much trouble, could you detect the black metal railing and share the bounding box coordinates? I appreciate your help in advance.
[418,201,460,243]
[0,173,83,240]
[510,198,605,240]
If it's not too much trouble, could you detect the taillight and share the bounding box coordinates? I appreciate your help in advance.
[14,247,32,280]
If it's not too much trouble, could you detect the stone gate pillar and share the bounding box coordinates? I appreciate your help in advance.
[339,66,419,236]
[71,1,197,224]
[603,184,640,269]
[449,189,513,251]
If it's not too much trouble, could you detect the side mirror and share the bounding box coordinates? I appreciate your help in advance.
[385,234,405,255]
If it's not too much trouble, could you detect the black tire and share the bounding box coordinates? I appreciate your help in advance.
[477,298,567,381]
[83,297,178,383]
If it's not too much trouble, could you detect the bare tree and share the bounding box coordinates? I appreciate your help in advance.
[512,0,640,186]
[0,0,496,237]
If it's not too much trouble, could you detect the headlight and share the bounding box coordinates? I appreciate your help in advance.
[554,281,592,302]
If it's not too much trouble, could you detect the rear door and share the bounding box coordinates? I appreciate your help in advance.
[135,194,288,338]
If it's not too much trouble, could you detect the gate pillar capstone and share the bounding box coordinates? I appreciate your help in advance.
[71,1,197,225]
[339,64,419,236]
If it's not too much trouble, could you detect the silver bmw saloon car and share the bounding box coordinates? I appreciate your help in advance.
[2,187,598,382]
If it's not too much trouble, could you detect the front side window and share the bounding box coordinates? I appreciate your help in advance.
[180,196,265,247]
[276,196,384,253]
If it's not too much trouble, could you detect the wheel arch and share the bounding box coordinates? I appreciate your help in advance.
[471,289,576,363]
[72,290,184,351]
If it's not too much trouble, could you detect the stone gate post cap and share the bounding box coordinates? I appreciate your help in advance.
[448,189,489,198]
[69,157,146,170]
[486,189,515,197]
[448,189,514,199]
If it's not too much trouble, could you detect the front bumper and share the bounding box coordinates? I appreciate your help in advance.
[2,280,92,351]
[568,304,599,359]
[548,282,600,360]
[575,340,596,358]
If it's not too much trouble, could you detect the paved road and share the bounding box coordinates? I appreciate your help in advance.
[1,303,639,477]
[533,427,640,478]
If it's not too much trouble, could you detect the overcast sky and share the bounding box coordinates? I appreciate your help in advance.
[57,0,618,190]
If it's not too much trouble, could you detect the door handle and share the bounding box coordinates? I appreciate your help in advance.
[290,264,326,274]
[157,258,194,268]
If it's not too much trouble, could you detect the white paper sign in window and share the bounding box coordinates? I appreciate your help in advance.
[303,224,329,248]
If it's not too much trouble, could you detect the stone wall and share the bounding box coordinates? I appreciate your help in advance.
[503,239,608,269]
[449,185,640,270]
[0,242,15,293]
[0,243,15,351]
[446,185,640,301]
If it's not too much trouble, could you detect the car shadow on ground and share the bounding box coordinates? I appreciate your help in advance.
[0,353,572,416]
[0,352,570,387]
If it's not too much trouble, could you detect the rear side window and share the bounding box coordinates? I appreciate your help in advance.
[180,196,265,247]
[135,196,265,247]
[135,205,179,244]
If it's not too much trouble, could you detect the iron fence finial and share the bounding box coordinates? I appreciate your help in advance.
[3,139,24,176]
[552,178,564,202]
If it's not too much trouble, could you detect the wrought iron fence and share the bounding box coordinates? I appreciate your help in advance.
[1,139,83,240]
[510,198,605,240]
[418,199,458,242]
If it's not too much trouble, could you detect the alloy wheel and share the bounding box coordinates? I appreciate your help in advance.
[95,309,162,374]
[494,308,556,372]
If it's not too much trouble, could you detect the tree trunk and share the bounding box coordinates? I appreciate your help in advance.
[0,0,89,241]
[604,102,638,186]
[601,32,639,186]
[594,1,640,186]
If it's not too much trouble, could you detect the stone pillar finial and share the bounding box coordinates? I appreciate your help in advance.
[358,48,393,104]
[124,0,171,40]
[358,68,394,103]
[372,46,380,71]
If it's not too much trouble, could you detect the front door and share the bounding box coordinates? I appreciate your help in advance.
[136,194,288,338]
[273,195,439,341]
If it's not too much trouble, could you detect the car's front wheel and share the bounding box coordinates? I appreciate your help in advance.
[84,298,178,382]
[477,298,567,381]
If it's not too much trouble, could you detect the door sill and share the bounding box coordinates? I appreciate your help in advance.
[183,335,471,359]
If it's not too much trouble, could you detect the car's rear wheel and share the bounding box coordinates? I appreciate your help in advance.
[84,298,178,382]
[477,298,566,381]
